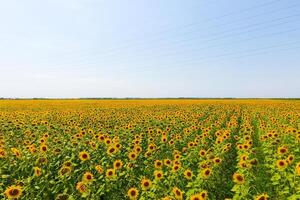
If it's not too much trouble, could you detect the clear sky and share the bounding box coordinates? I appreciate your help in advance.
[0,0,299,98]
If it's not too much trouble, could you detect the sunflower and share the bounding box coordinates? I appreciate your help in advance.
[128,152,137,160]
[106,168,116,179]
[190,194,203,200]
[0,148,6,158]
[154,170,163,180]
[164,159,172,166]
[127,187,139,200]
[255,193,269,200]
[286,155,294,164]
[184,169,193,180]
[174,154,181,160]
[11,148,21,158]
[113,160,123,170]
[79,151,90,161]
[82,171,94,182]
[233,173,245,184]
[95,165,104,174]
[199,149,206,157]
[190,192,208,200]
[276,159,288,170]
[105,138,111,145]
[172,164,181,173]
[37,156,48,165]
[295,162,300,176]
[213,157,221,165]
[201,168,212,179]
[76,181,88,194]
[107,146,117,155]
[172,187,183,199]
[199,191,208,199]
[277,146,288,154]
[33,167,42,177]
[148,143,156,151]
[141,178,152,191]
[154,160,163,169]
[59,166,72,177]
[4,185,23,199]
[63,161,73,168]
[39,144,48,154]
[134,146,142,153]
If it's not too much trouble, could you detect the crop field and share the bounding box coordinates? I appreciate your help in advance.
[0,99,299,200]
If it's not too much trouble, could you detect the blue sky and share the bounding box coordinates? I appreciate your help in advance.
[0,0,299,98]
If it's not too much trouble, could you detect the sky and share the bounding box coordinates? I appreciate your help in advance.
[0,0,299,98]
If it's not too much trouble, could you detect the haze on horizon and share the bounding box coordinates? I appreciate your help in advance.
[0,0,300,98]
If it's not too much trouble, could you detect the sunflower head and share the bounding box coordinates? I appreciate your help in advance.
[295,162,300,176]
[172,187,183,199]
[4,185,23,199]
[277,146,288,155]
[79,151,90,161]
[255,193,269,200]
[233,173,245,184]
[113,160,123,170]
[95,165,104,174]
[82,171,94,182]
[34,167,42,177]
[127,187,139,200]
[141,178,152,191]
[154,170,163,180]
[59,166,72,177]
[184,169,193,180]
[276,159,288,170]
[128,152,137,160]
[106,168,116,179]
[76,181,88,194]
[154,160,163,169]
[201,168,212,179]
[164,159,172,166]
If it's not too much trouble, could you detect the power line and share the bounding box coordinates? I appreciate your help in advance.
[36,0,286,64]
[42,13,300,70]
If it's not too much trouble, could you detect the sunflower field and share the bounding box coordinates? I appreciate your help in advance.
[0,99,299,200]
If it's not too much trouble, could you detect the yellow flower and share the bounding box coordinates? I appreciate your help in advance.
[79,151,90,161]
[254,193,269,200]
[40,144,48,153]
[172,187,183,199]
[59,166,72,177]
[95,165,104,174]
[113,160,123,170]
[233,173,245,184]
[190,191,207,200]
[154,160,163,169]
[76,181,88,194]
[107,146,117,155]
[128,152,137,160]
[277,146,288,154]
[184,169,193,180]
[295,162,300,176]
[201,168,212,179]
[4,185,23,199]
[33,167,42,177]
[154,170,164,180]
[82,171,94,182]
[106,168,116,179]
[127,187,139,200]
[276,159,288,170]
[141,178,152,191]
